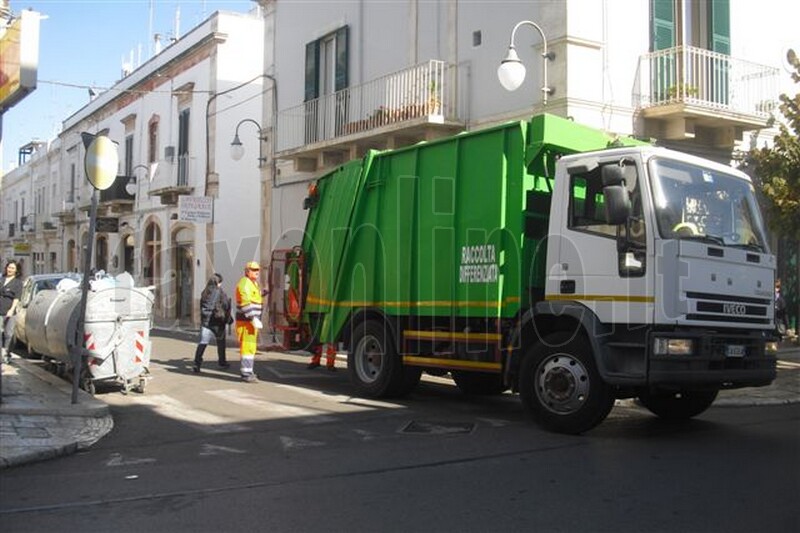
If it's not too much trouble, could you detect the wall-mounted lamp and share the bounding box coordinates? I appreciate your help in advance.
[497,20,555,106]
[127,164,150,196]
[230,118,268,167]
[125,176,137,196]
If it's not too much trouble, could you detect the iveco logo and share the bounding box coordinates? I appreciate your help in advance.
[723,303,747,316]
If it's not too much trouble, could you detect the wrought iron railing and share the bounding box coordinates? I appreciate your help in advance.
[277,60,457,152]
[636,46,779,117]
[177,153,190,186]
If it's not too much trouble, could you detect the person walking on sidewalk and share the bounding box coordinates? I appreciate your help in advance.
[235,261,264,383]
[1,260,23,364]
[193,273,233,373]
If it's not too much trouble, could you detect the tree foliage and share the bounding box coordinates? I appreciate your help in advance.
[749,50,800,237]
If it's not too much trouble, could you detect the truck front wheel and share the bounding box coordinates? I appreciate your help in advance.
[638,390,718,420]
[348,320,419,398]
[519,332,614,434]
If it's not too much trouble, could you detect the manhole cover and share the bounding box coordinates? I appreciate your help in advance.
[400,420,475,435]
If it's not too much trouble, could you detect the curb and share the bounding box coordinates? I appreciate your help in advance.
[0,442,78,469]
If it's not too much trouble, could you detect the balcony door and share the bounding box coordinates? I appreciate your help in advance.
[650,0,730,105]
[304,26,349,144]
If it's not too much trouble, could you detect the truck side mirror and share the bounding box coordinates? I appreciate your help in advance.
[601,165,625,186]
[603,185,631,225]
[601,166,630,225]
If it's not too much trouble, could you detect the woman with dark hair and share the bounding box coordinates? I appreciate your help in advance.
[1,260,23,363]
[193,273,233,373]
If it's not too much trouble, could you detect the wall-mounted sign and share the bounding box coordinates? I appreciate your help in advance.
[178,195,214,223]
[13,243,31,255]
[95,217,119,233]
[0,10,40,113]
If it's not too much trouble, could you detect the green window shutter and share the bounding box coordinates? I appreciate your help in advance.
[708,0,730,54]
[650,0,675,51]
[304,40,320,102]
[335,25,349,92]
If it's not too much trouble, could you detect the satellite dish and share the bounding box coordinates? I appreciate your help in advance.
[781,47,797,74]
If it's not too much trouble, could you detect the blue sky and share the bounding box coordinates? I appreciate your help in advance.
[2,0,255,172]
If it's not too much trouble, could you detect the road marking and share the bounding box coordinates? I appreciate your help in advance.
[106,453,156,467]
[199,444,247,456]
[353,429,379,441]
[206,389,338,424]
[777,360,800,369]
[280,436,325,451]
[122,394,249,434]
[476,417,511,428]
[270,383,406,410]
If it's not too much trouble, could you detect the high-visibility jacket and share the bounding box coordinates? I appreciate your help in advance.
[235,276,263,321]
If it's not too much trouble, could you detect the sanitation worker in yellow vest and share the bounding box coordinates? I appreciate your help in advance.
[235,261,263,382]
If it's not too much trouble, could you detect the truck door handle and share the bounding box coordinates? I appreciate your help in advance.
[560,280,576,294]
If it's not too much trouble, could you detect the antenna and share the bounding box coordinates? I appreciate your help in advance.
[148,0,154,57]
[174,5,180,41]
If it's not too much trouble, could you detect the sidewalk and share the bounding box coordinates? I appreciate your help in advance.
[1,337,798,469]
[0,356,112,469]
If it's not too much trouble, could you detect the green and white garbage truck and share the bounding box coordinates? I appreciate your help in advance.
[269,114,778,434]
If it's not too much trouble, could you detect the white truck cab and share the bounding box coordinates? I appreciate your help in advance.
[530,146,777,431]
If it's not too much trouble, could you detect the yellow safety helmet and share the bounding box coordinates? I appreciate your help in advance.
[245,261,260,271]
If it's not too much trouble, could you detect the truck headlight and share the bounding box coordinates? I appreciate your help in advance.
[654,338,693,356]
[765,341,779,355]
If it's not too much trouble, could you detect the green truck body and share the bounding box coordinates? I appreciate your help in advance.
[300,114,637,345]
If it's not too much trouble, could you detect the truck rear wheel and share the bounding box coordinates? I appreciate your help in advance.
[348,320,419,398]
[638,390,718,420]
[451,371,507,395]
[519,332,614,434]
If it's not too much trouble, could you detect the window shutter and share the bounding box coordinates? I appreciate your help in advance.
[335,25,349,92]
[708,0,730,54]
[650,0,675,51]
[304,40,320,102]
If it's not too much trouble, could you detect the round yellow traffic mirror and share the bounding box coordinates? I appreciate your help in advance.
[84,135,119,190]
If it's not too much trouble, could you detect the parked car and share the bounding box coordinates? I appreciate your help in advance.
[11,273,81,355]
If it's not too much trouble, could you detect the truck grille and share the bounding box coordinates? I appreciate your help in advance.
[685,291,772,325]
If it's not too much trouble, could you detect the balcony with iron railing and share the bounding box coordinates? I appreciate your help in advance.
[635,46,780,144]
[148,153,194,205]
[277,60,465,172]
[98,174,135,213]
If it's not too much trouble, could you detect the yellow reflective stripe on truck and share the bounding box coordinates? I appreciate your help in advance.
[401,356,502,372]
[545,294,655,303]
[306,294,520,308]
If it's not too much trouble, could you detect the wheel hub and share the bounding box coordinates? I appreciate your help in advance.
[355,335,384,384]
[536,354,590,414]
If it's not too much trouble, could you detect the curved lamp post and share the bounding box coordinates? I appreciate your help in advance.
[230,118,267,167]
[497,20,555,106]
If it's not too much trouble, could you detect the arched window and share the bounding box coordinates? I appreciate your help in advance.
[96,236,108,272]
[143,222,162,285]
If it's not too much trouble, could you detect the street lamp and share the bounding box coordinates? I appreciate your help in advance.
[230,118,268,167]
[497,20,555,106]
[126,164,150,196]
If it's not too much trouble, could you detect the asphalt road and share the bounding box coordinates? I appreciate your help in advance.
[1,338,798,532]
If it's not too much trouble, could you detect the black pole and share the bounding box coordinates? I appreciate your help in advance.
[72,187,98,403]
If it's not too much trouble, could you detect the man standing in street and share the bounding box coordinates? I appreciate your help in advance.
[235,261,263,383]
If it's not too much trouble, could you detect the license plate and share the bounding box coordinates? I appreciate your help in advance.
[726,345,746,358]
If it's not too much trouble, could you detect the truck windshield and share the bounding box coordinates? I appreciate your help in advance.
[649,158,768,251]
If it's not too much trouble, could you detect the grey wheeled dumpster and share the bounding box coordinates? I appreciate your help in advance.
[25,272,155,394]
